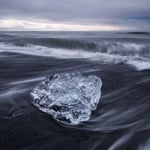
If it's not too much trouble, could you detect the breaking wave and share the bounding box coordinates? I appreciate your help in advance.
[0,34,98,50]
[0,40,150,71]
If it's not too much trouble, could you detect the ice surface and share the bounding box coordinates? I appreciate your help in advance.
[31,71,102,124]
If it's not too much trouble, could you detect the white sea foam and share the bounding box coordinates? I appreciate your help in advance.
[137,139,150,150]
[0,42,150,71]
[108,132,134,150]
[127,60,150,70]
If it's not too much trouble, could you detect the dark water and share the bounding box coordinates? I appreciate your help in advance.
[0,31,150,150]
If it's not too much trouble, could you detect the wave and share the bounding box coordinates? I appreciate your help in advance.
[0,42,150,71]
[0,34,98,50]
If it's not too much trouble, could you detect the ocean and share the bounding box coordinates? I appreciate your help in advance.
[0,31,150,150]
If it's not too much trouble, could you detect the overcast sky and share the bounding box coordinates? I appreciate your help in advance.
[0,0,150,31]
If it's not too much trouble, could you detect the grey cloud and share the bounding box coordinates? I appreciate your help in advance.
[0,0,150,30]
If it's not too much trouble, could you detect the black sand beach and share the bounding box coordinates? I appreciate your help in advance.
[0,32,150,150]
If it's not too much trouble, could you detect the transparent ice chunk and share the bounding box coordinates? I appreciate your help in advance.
[31,71,102,125]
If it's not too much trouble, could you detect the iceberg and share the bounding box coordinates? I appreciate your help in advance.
[31,71,102,125]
